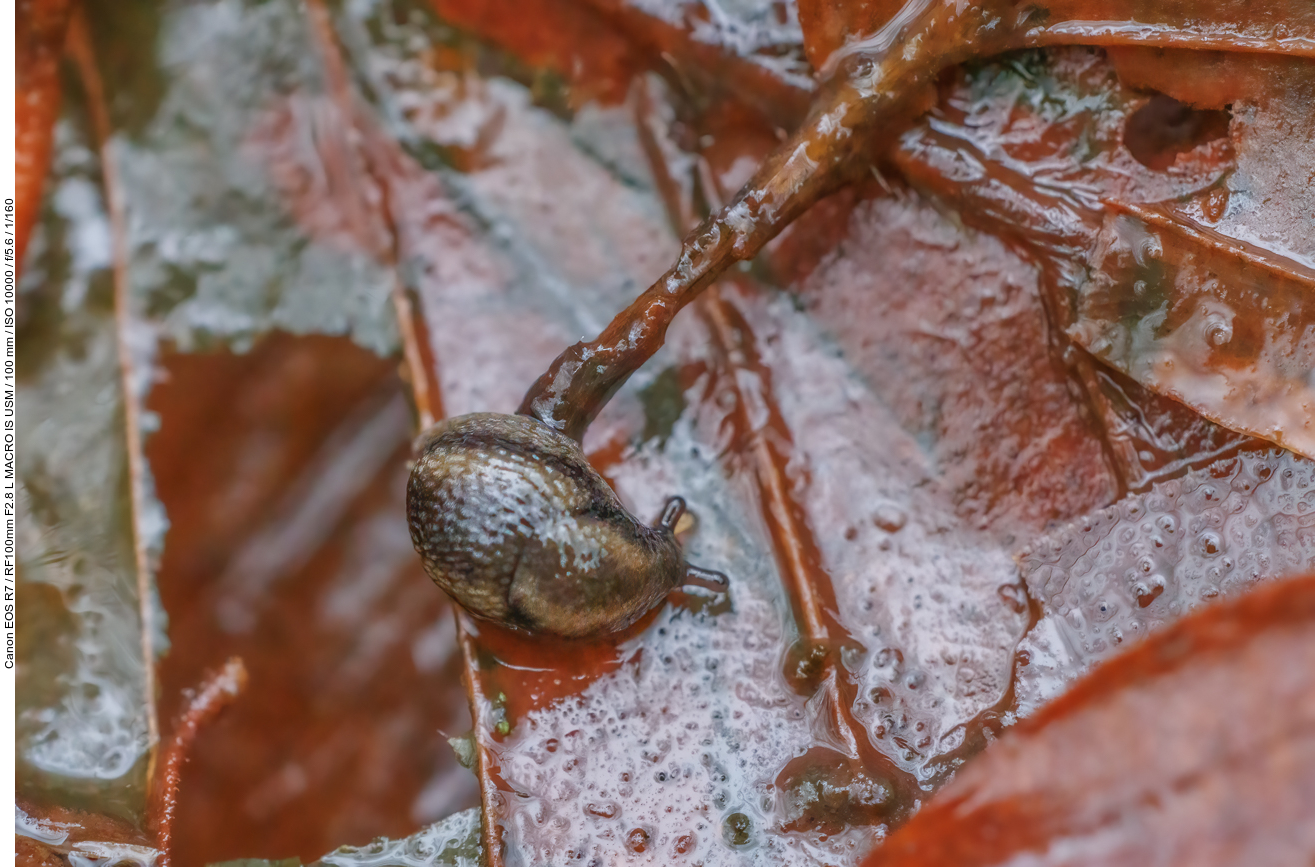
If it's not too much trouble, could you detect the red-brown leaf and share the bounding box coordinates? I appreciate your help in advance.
[863,572,1315,867]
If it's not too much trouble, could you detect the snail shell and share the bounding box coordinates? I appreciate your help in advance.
[406,412,726,639]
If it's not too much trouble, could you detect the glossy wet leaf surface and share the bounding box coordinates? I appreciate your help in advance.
[18,102,155,821]
[865,572,1315,867]
[14,0,1315,865]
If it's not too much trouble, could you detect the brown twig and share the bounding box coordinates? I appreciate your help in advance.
[631,88,918,815]
[297,5,507,862]
[65,0,162,777]
[302,0,442,430]
[517,1,1007,440]
[149,658,249,866]
[1023,20,1315,57]
[701,294,838,645]
[517,0,1315,443]
[454,614,508,867]
[701,289,917,813]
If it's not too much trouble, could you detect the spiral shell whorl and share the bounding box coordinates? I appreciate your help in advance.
[406,413,685,638]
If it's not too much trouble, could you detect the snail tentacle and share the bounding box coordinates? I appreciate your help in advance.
[683,564,730,592]
[659,496,686,531]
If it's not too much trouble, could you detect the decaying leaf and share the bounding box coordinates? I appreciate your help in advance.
[1016,448,1315,712]
[16,48,156,822]
[15,0,73,271]
[864,572,1315,867]
[15,0,1315,865]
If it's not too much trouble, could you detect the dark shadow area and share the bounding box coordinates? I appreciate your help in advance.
[1124,93,1231,171]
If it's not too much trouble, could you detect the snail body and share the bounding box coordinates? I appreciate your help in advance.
[407,413,726,639]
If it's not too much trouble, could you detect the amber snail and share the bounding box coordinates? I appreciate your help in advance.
[406,412,728,639]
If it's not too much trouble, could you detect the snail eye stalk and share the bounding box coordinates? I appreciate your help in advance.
[683,565,730,592]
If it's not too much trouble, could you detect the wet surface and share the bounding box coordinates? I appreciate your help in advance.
[316,808,482,867]
[15,0,1315,864]
[885,48,1315,460]
[16,800,157,867]
[792,193,1117,541]
[863,573,1315,867]
[147,335,478,862]
[113,0,401,355]
[1016,448,1315,713]
[703,283,1030,793]
[17,106,154,821]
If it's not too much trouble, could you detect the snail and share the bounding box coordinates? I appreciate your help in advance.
[406,412,728,639]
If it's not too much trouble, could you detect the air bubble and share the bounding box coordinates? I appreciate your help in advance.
[625,828,649,853]
[1133,575,1166,608]
[997,583,1029,614]
[1203,315,1233,347]
[874,648,902,668]
[722,812,752,846]
[873,506,907,533]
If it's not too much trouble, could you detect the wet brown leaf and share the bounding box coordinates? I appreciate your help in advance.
[15,0,72,271]
[15,0,1315,865]
[864,572,1315,867]
[146,335,477,859]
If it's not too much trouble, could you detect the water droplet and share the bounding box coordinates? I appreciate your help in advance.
[997,583,1029,614]
[874,647,902,668]
[586,802,619,819]
[1201,186,1229,222]
[626,828,649,853]
[1134,575,1166,608]
[873,505,907,533]
[722,812,752,846]
[1203,314,1232,347]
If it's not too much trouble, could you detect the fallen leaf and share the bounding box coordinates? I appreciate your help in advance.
[864,572,1315,867]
